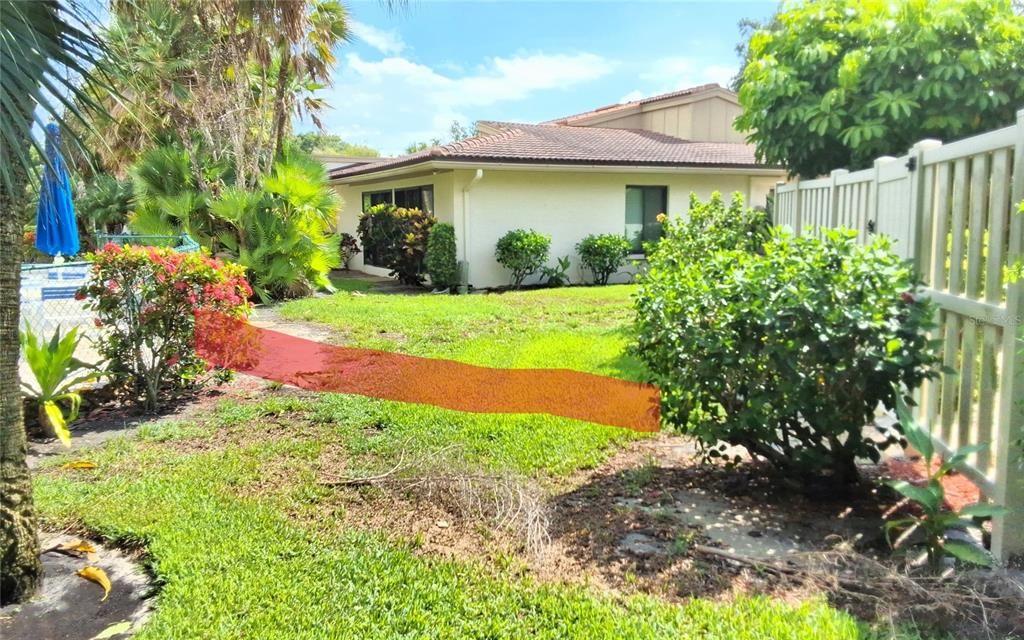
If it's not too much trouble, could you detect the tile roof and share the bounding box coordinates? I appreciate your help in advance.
[543,83,725,125]
[330,122,766,180]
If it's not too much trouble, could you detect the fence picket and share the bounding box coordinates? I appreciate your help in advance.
[770,109,1024,562]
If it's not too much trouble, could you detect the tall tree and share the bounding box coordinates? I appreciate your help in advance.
[78,0,349,184]
[0,0,110,605]
[735,0,1024,177]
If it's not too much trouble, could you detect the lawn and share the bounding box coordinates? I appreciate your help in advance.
[33,283,924,639]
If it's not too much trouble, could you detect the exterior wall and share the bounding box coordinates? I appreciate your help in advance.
[454,168,777,289]
[333,171,456,276]
[583,96,745,144]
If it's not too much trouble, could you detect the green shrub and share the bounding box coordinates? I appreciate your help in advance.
[77,174,134,235]
[129,146,339,301]
[339,232,360,270]
[541,256,571,287]
[19,326,104,445]
[576,233,632,285]
[425,223,458,290]
[357,204,436,285]
[633,225,940,483]
[675,191,770,257]
[81,244,252,410]
[885,388,1005,571]
[495,229,550,289]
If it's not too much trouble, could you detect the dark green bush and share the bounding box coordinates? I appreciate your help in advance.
[425,223,458,290]
[339,232,360,270]
[495,229,550,289]
[576,233,631,285]
[633,220,940,484]
[357,204,436,285]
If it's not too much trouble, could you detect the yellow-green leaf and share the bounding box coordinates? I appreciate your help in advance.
[77,566,111,601]
[59,539,98,560]
[63,460,97,470]
[44,401,71,447]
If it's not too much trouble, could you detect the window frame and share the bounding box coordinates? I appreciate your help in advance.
[624,185,668,256]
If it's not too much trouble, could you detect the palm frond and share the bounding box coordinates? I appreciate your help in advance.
[0,0,117,192]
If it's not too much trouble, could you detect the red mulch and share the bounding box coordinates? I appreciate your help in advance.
[883,456,981,512]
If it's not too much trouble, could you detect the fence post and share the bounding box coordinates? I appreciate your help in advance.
[792,177,803,237]
[868,157,892,237]
[906,139,943,270]
[991,109,1024,563]
[828,169,848,229]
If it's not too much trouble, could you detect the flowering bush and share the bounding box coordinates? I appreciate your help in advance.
[80,244,252,410]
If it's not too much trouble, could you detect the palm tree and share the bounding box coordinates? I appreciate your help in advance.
[0,0,109,605]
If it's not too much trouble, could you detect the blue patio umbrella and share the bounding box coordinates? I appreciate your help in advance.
[35,122,80,258]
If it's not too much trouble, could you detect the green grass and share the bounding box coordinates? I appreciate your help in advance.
[279,285,643,379]
[328,272,374,292]
[36,408,887,640]
[33,286,929,638]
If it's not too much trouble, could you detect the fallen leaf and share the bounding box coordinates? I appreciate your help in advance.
[91,620,132,639]
[59,539,98,560]
[77,566,111,601]
[435,519,450,529]
[63,460,98,470]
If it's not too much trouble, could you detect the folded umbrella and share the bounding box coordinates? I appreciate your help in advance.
[35,122,79,258]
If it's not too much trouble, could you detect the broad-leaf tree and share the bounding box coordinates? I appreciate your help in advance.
[0,0,109,605]
[735,0,1024,177]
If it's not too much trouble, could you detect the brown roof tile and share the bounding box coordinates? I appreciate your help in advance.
[330,122,767,180]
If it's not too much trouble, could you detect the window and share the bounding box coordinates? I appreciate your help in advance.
[362,190,392,211]
[360,185,435,267]
[360,185,434,215]
[625,186,667,253]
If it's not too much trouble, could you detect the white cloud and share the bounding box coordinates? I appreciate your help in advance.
[313,51,613,154]
[349,20,406,56]
[639,56,737,91]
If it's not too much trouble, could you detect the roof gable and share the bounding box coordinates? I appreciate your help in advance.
[543,83,738,127]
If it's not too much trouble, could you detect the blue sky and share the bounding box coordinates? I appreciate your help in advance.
[305,1,776,155]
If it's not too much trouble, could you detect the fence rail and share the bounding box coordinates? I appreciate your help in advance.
[773,109,1024,562]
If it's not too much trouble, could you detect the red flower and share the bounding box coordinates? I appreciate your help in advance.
[93,318,103,327]
[901,292,915,303]
[74,290,86,301]
[166,354,180,366]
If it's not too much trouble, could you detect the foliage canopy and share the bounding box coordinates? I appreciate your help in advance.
[736,0,1024,176]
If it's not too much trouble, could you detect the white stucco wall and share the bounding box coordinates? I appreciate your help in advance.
[334,167,781,288]
[455,168,779,289]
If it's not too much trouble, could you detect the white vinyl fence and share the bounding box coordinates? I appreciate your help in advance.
[774,110,1024,563]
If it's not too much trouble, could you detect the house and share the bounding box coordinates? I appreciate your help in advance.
[328,83,785,288]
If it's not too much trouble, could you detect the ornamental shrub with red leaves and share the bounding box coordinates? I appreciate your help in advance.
[80,244,252,410]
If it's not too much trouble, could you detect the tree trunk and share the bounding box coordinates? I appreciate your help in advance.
[0,139,42,605]
[270,48,292,163]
